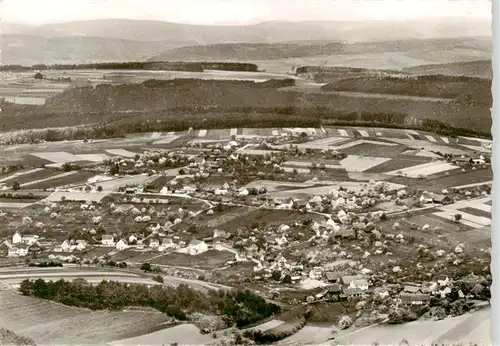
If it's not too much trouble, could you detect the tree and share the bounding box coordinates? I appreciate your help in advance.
[271,270,281,281]
[12,181,20,191]
[109,164,120,176]
[97,185,103,192]
[34,72,44,79]
[454,213,462,222]
[337,315,352,330]
[140,262,152,272]
[62,163,73,172]
[152,275,164,283]
[282,274,292,284]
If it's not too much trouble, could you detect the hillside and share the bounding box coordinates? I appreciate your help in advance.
[0,18,491,65]
[0,327,36,346]
[1,78,490,135]
[148,37,491,66]
[320,75,492,107]
[2,18,491,42]
[0,291,173,345]
[0,35,175,66]
[403,60,492,79]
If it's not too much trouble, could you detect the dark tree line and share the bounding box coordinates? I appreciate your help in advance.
[18,279,280,327]
[0,61,259,73]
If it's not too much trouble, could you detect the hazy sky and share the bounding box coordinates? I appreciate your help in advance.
[1,0,492,25]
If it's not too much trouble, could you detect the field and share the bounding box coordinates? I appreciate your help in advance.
[266,181,405,200]
[384,161,459,178]
[0,69,289,106]
[339,155,391,173]
[26,171,96,189]
[109,323,214,345]
[150,250,236,270]
[0,291,174,345]
[333,309,491,346]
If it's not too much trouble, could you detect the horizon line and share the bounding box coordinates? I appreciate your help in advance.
[2,16,491,27]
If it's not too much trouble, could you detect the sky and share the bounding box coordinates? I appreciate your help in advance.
[0,0,492,26]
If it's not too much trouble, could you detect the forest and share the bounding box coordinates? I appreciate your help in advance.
[18,278,281,327]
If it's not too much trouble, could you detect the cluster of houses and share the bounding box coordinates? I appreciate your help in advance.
[101,226,212,256]
[0,232,42,257]
[308,271,486,307]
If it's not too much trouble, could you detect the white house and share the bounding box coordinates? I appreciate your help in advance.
[8,244,29,257]
[437,275,450,287]
[275,235,288,247]
[187,239,209,255]
[75,240,87,251]
[60,240,71,252]
[12,232,22,244]
[349,279,370,291]
[21,234,39,245]
[214,189,229,196]
[116,239,129,251]
[309,267,323,280]
[149,238,160,249]
[128,234,138,244]
[101,234,115,246]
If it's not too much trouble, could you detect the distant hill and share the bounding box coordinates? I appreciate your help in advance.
[148,37,491,64]
[0,18,491,66]
[1,18,491,43]
[403,60,492,79]
[0,35,178,66]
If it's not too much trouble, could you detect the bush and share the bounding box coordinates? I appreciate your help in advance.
[153,275,164,283]
[243,315,307,344]
[140,262,152,272]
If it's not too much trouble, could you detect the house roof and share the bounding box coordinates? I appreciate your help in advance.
[400,293,431,303]
[189,239,203,246]
[12,243,29,249]
[344,287,364,295]
[404,285,423,294]
[351,279,369,287]
[325,272,343,281]
[328,284,342,293]
[342,275,363,285]
[0,241,12,249]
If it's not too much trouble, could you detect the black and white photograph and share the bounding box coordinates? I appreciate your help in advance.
[0,0,495,345]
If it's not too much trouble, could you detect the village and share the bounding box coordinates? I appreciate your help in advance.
[0,126,493,340]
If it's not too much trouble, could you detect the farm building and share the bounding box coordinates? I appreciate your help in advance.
[28,242,42,256]
[8,243,29,257]
[325,271,343,284]
[101,234,115,246]
[326,284,343,300]
[116,239,129,251]
[187,239,209,255]
[0,241,12,257]
[433,194,452,205]
[12,232,22,244]
[400,293,431,306]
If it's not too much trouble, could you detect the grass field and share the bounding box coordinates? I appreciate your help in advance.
[0,168,59,186]
[150,250,235,270]
[0,291,173,345]
[26,170,96,189]
[340,142,408,157]
[339,155,391,173]
[109,323,213,345]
